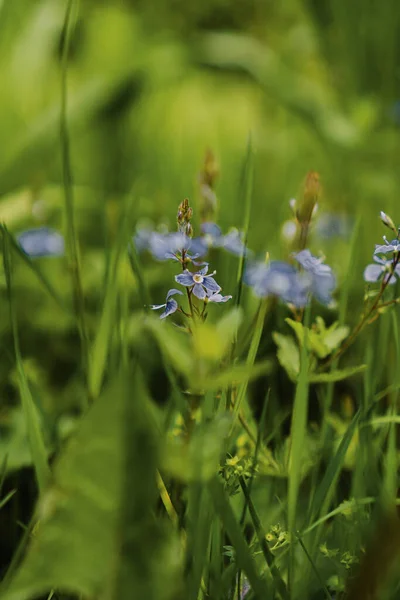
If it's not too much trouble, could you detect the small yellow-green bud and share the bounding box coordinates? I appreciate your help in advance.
[380,211,397,233]
[296,171,321,225]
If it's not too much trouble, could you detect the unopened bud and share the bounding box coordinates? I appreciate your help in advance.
[177,198,194,234]
[380,211,397,233]
[296,171,321,225]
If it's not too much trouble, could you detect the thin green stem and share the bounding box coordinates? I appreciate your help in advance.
[60,0,89,379]
[326,253,400,367]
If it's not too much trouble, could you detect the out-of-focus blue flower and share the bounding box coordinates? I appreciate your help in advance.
[134,229,208,261]
[17,227,65,258]
[315,213,353,240]
[364,255,400,285]
[207,291,232,303]
[374,236,400,255]
[175,265,221,299]
[244,260,297,300]
[293,250,336,305]
[201,222,248,256]
[150,289,183,319]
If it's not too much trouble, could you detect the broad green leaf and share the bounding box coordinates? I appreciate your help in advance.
[203,360,272,391]
[163,414,231,482]
[0,373,180,600]
[272,331,300,381]
[323,323,350,353]
[145,317,195,378]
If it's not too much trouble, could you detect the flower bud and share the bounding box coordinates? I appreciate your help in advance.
[296,171,321,225]
[380,211,397,233]
[177,198,194,235]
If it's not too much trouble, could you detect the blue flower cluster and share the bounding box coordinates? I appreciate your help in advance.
[135,222,247,263]
[136,194,339,316]
[364,228,400,285]
[244,250,336,307]
[140,200,234,319]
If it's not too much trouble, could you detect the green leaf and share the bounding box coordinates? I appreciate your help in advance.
[0,372,180,600]
[308,365,366,383]
[2,228,51,495]
[163,414,231,482]
[272,332,300,381]
[323,323,350,353]
[208,477,271,598]
[202,360,272,391]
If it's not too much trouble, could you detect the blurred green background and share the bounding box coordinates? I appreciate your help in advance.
[1,0,400,587]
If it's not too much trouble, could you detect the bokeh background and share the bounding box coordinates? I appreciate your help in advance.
[1,0,400,582]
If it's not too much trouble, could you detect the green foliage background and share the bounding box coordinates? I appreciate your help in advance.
[1,0,400,599]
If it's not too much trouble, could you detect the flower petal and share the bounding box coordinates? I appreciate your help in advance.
[198,264,209,276]
[175,271,195,287]
[374,244,395,254]
[201,222,222,238]
[363,264,383,283]
[150,303,167,311]
[207,293,232,303]
[160,298,179,319]
[166,288,184,300]
[222,230,247,256]
[203,276,221,293]
[192,283,206,299]
[188,237,208,257]
[312,272,336,304]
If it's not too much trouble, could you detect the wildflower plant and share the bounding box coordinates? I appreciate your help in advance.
[138,198,233,322]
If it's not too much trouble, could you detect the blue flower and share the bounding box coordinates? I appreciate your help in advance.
[175,265,221,299]
[364,255,400,285]
[293,250,336,305]
[17,227,65,258]
[206,291,232,303]
[201,222,248,256]
[134,230,207,261]
[244,260,295,297]
[150,289,183,319]
[374,236,400,255]
[315,213,353,240]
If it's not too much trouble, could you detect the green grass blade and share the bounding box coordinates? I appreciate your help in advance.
[60,0,90,373]
[207,477,271,599]
[2,228,70,313]
[234,134,253,310]
[239,477,289,600]
[287,308,310,591]
[88,198,134,401]
[2,227,51,496]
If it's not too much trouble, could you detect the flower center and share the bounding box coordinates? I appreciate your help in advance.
[193,274,204,284]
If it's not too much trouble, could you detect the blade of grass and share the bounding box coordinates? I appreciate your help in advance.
[296,534,332,600]
[2,228,51,495]
[234,134,253,311]
[60,0,89,373]
[128,240,151,310]
[287,306,310,593]
[382,310,400,506]
[208,477,271,598]
[186,483,213,600]
[2,228,70,313]
[230,298,269,432]
[239,477,289,600]
[88,198,134,401]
